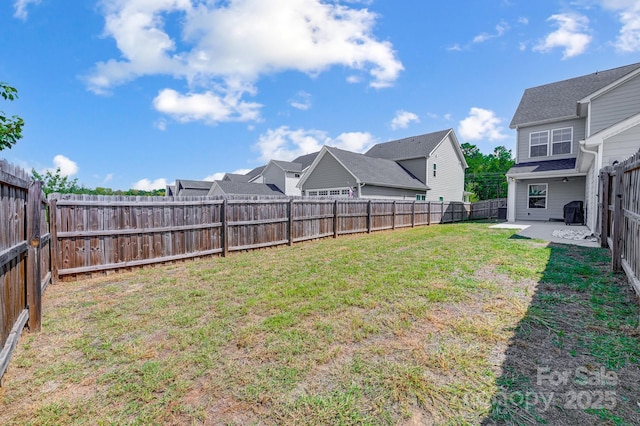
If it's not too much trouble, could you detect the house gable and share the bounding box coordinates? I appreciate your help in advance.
[589,72,640,136]
[299,149,359,190]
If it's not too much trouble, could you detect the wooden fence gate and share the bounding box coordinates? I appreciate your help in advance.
[0,161,50,383]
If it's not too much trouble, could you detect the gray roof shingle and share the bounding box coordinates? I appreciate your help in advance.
[327,147,428,190]
[292,151,319,169]
[507,158,576,175]
[245,165,266,179]
[213,181,284,196]
[223,173,252,183]
[271,160,303,172]
[365,129,452,160]
[510,62,640,128]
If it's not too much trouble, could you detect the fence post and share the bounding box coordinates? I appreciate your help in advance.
[49,198,59,284]
[222,199,229,257]
[427,202,431,225]
[288,198,294,246]
[26,181,43,332]
[612,168,623,271]
[599,169,611,248]
[411,201,415,228]
[441,202,445,223]
[367,200,372,233]
[392,201,396,230]
[334,199,339,238]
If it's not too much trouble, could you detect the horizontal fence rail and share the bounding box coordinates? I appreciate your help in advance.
[49,194,506,280]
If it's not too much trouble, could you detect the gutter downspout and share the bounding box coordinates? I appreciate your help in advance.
[579,140,599,231]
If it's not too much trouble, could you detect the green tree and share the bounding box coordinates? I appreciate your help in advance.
[32,167,83,195]
[462,143,514,201]
[0,83,25,150]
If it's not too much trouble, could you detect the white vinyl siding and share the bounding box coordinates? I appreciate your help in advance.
[529,131,549,158]
[528,184,547,209]
[590,73,640,136]
[551,128,572,155]
[425,134,466,202]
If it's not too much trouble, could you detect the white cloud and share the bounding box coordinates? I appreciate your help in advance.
[133,178,168,191]
[87,0,403,123]
[518,17,529,25]
[534,13,592,59]
[13,0,40,20]
[390,110,420,130]
[51,155,79,177]
[152,87,262,124]
[289,91,312,110]
[447,43,463,51]
[104,173,114,183]
[253,126,375,162]
[203,168,252,181]
[154,118,167,131]
[458,108,508,142]
[596,0,640,52]
[473,21,509,43]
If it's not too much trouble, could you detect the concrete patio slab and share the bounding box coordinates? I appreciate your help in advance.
[489,221,599,247]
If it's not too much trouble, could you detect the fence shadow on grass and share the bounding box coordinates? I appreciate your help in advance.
[480,242,640,425]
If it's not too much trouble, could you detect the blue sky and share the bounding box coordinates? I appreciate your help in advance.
[2,0,639,191]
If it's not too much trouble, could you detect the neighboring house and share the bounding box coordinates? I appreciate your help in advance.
[208,181,285,197]
[365,129,468,202]
[298,146,428,199]
[222,173,251,183]
[246,165,266,183]
[507,62,640,229]
[172,179,214,197]
[258,152,319,196]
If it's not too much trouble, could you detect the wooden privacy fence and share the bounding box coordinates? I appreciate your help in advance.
[0,161,50,383]
[48,194,506,280]
[599,149,640,296]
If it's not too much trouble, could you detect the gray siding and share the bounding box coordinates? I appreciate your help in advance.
[361,185,424,200]
[397,158,427,183]
[591,74,640,135]
[602,123,640,167]
[262,163,286,193]
[514,177,585,221]
[285,171,302,196]
[426,135,466,202]
[302,153,358,190]
[516,118,586,163]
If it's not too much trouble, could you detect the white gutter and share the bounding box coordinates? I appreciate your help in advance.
[579,140,598,157]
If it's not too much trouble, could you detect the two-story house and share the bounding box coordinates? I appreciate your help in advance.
[507,62,640,229]
[298,129,467,201]
[365,129,468,202]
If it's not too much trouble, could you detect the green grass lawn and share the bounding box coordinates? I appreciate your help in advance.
[0,222,638,425]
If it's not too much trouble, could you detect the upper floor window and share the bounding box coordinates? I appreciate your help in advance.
[433,163,437,177]
[529,131,549,157]
[552,128,572,155]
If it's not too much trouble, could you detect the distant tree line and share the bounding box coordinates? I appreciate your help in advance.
[32,167,166,197]
[461,143,514,202]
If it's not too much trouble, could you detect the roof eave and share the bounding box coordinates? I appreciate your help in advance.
[510,114,580,130]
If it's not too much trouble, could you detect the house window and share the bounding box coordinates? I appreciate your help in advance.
[318,190,328,196]
[528,184,547,209]
[529,131,549,157]
[308,191,318,196]
[416,194,426,201]
[329,190,340,195]
[552,128,572,155]
[294,173,300,178]
[433,163,437,177]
